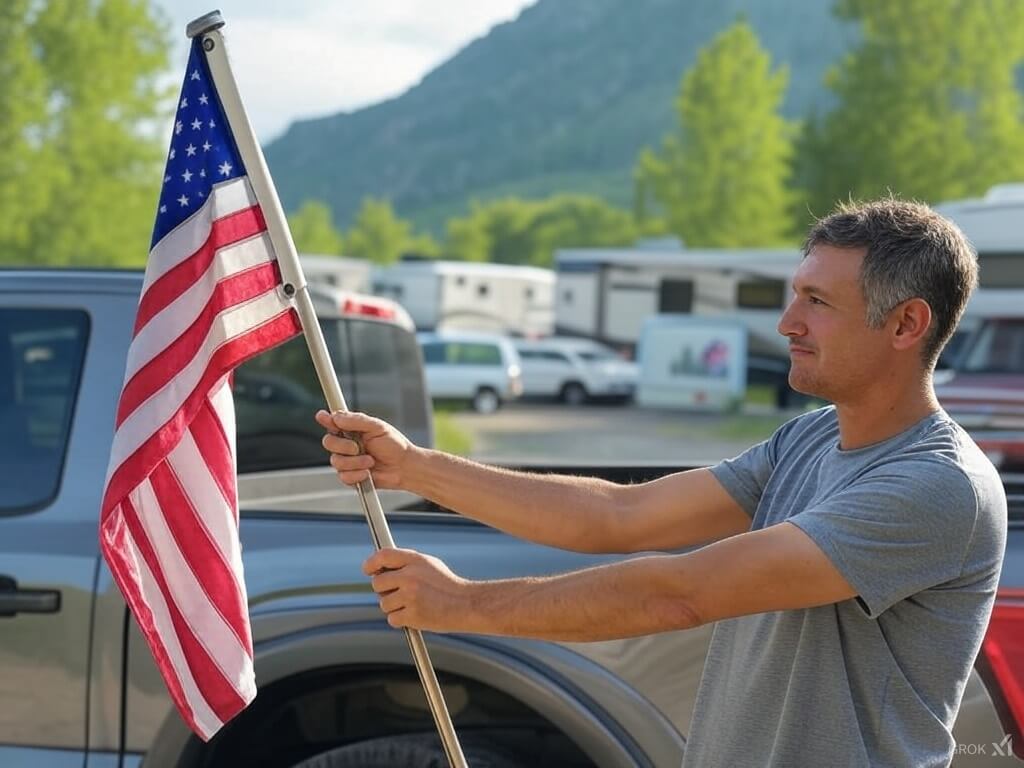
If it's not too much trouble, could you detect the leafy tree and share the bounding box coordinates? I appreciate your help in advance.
[288,200,344,255]
[635,20,796,247]
[0,0,171,266]
[799,0,1024,214]
[345,197,438,264]
[444,195,636,266]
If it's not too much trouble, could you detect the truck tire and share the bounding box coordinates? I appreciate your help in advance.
[472,387,501,413]
[560,382,587,406]
[290,733,522,768]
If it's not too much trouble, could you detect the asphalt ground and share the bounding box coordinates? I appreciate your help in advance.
[447,399,808,466]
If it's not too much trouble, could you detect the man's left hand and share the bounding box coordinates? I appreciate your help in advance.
[363,547,474,633]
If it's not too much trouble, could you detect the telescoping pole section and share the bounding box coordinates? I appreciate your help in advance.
[185,11,469,768]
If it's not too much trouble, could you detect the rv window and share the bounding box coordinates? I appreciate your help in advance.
[737,279,786,309]
[659,279,693,312]
[976,253,1024,289]
[456,343,501,366]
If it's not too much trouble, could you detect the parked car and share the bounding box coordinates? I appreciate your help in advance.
[514,337,637,404]
[418,330,523,413]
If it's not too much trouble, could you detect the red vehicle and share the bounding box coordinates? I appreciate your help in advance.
[937,316,1024,473]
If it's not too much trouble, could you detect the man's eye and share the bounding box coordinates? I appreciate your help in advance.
[809,296,826,306]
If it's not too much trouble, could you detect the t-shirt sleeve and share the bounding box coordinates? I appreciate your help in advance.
[710,437,776,517]
[787,461,979,618]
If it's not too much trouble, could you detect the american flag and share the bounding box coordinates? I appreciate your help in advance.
[100,38,302,740]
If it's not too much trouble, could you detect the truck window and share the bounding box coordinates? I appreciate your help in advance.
[234,318,354,473]
[347,320,431,447]
[0,308,89,513]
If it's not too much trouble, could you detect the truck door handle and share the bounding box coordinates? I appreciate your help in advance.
[0,575,61,617]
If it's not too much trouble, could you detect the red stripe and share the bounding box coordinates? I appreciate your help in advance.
[149,460,253,658]
[101,308,302,520]
[192,398,239,526]
[117,263,282,428]
[117,485,247,726]
[99,500,203,737]
[135,206,266,335]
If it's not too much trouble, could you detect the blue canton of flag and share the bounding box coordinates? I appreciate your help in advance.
[153,39,246,247]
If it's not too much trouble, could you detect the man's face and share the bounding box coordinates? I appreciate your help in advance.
[777,244,890,402]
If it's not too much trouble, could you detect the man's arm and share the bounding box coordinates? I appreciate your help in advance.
[318,410,752,554]
[365,521,857,641]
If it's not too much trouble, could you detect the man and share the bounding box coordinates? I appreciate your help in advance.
[316,198,1006,767]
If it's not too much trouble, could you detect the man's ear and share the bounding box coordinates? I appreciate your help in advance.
[890,298,933,351]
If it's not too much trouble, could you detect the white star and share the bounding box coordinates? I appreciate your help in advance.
[191,118,202,130]
[185,144,197,157]
[182,169,193,183]
[180,97,188,109]
[197,190,205,198]
[202,141,211,152]
[208,119,215,129]
[190,69,200,81]
[178,194,189,207]
[175,120,183,135]
[218,161,232,177]
[169,148,176,160]
[199,168,206,178]
[159,204,167,213]
[199,93,209,105]
[164,175,170,183]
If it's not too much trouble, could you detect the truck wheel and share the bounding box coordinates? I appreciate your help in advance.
[290,733,521,768]
[560,382,587,406]
[472,387,500,414]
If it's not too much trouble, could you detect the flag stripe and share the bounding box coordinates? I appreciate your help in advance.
[143,177,257,293]
[124,231,278,386]
[141,466,254,685]
[190,398,238,522]
[135,205,266,335]
[117,263,282,427]
[122,482,249,726]
[103,307,301,515]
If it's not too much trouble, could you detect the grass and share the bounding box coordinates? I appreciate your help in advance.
[433,411,473,455]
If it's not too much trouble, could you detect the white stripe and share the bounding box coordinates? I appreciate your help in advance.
[132,478,255,698]
[168,429,242,570]
[126,232,277,384]
[143,178,257,294]
[209,378,238,472]
[125,502,225,739]
[939,386,1024,403]
[106,289,292,482]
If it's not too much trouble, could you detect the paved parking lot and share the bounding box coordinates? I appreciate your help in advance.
[448,400,800,465]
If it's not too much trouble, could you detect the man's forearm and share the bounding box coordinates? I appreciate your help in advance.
[404,447,627,553]
[457,555,702,641]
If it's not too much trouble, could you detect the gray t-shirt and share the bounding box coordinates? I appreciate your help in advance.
[682,406,1007,768]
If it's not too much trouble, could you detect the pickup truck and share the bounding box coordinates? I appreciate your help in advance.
[1,269,1021,767]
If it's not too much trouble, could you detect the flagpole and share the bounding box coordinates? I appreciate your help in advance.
[186,12,469,768]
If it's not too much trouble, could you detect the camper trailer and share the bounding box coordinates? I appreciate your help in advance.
[372,259,555,336]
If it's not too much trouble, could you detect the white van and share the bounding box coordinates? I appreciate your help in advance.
[418,330,523,413]
[514,337,637,404]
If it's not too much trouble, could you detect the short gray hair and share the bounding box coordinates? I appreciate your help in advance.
[803,197,978,368]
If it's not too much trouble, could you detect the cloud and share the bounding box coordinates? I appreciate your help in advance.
[158,0,534,141]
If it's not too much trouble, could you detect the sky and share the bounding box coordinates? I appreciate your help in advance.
[155,1,536,143]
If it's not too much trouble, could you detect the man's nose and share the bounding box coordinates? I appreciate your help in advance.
[778,299,803,338]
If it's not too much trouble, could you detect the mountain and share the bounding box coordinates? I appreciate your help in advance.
[264,0,857,233]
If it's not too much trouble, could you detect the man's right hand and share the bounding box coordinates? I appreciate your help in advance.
[316,409,414,489]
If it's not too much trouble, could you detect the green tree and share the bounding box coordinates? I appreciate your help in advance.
[635,20,796,247]
[799,0,1024,214]
[444,195,636,267]
[288,200,344,255]
[0,0,171,267]
[345,197,439,264]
